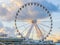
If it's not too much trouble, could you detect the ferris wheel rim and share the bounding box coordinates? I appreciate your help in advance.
[15,2,53,41]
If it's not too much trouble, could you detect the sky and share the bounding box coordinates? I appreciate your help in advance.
[0,0,60,42]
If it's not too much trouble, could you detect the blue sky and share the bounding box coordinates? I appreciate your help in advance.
[0,0,60,42]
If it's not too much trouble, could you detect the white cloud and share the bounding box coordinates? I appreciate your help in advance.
[0,0,23,21]
[0,21,3,28]
[5,27,16,37]
[46,0,60,6]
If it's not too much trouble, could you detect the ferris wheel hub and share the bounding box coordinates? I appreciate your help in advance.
[32,20,37,24]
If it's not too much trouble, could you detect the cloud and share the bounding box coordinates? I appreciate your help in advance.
[0,21,8,37]
[0,5,13,21]
[0,6,8,16]
[0,28,8,37]
[0,0,23,21]
[5,27,16,37]
[0,20,16,38]
[0,6,16,21]
[0,21,3,28]
[0,28,5,33]
[0,0,60,21]
[41,0,59,12]
[21,0,44,4]
[0,24,16,38]
[0,27,15,38]
[46,0,60,6]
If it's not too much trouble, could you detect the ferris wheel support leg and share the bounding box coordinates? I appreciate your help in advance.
[25,24,34,39]
[34,24,44,40]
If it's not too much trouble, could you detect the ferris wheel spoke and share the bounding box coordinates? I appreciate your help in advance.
[39,23,50,28]
[41,21,50,22]
[37,20,51,24]
[21,24,31,34]
[18,23,29,28]
[21,20,32,24]
[17,20,32,24]
[37,18,51,22]
[38,25,48,34]
[25,24,34,38]
[18,10,32,23]
[38,20,50,22]
[34,24,43,38]
[31,30,34,39]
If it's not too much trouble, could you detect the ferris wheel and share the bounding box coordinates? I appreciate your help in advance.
[15,2,53,41]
